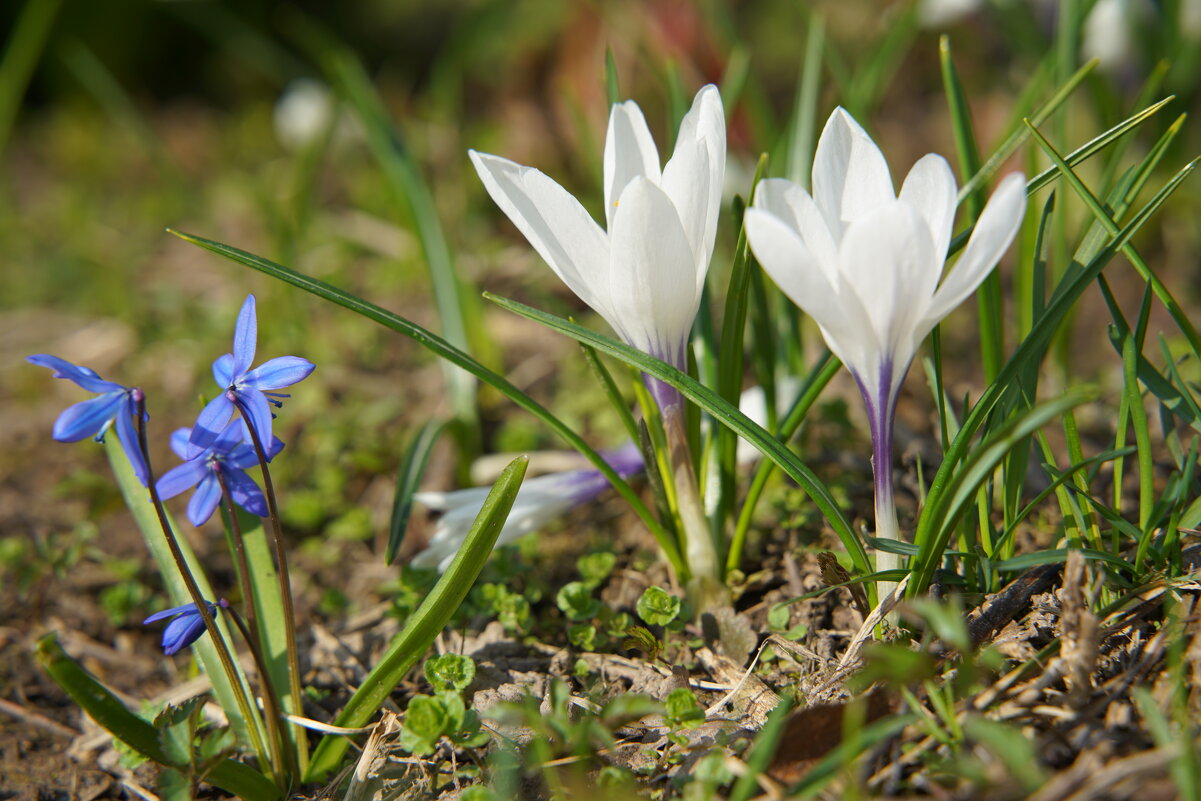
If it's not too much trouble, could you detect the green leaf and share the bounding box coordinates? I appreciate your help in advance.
[37,634,280,800]
[387,420,446,565]
[664,688,705,730]
[636,586,682,627]
[577,552,617,588]
[167,229,685,579]
[424,654,475,694]
[556,581,602,622]
[305,455,528,781]
[400,695,448,756]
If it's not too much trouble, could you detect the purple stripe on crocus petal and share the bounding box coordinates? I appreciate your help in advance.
[162,612,208,655]
[232,295,258,376]
[188,393,236,458]
[237,390,276,452]
[156,459,209,501]
[241,356,315,390]
[27,355,124,394]
[224,468,268,517]
[212,353,235,387]
[853,360,900,515]
[169,428,192,460]
[115,402,149,487]
[51,393,124,442]
[187,473,223,526]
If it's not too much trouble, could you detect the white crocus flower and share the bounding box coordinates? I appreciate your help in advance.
[412,444,643,572]
[744,107,1026,591]
[469,84,725,413]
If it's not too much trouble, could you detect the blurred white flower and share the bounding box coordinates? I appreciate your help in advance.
[745,107,1025,579]
[412,443,643,572]
[274,79,334,151]
[469,85,725,412]
[918,0,983,28]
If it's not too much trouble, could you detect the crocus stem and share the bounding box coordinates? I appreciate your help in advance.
[131,393,276,784]
[860,367,903,606]
[660,400,726,610]
[235,401,308,773]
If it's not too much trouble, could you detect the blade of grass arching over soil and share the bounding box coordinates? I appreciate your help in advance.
[909,389,1097,596]
[297,23,484,446]
[306,455,528,781]
[167,229,685,578]
[485,293,872,578]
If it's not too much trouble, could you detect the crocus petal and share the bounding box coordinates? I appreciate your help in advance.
[224,467,268,517]
[923,172,1027,329]
[838,202,939,372]
[161,612,208,655]
[188,393,235,458]
[753,178,840,282]
[51,393,124,442]
[236,389,276,451]
[660,138,711,278]
[603,99,662,230]
[812,108,895,237]
[469,151,611,315]
[156,459,209,501]
[231,295,258,376]
[606,178,699,362]
[26,355,123,394]
[240,356,315,390]
[898,153,958,260]
[115,401,149,487]
[187,473,223,526]
[744,208,873,373]
[669,84,725,267]
[212,353,235,388]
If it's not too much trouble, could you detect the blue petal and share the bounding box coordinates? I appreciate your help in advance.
[187,473,222,526]
[212,418,247,453]
[232,295,258,376]
[235,389,275,453]
[27,355,123,394]
[241,356,315,390]
[188,393,235,458]
[212,353,235,387]
[115,400,148,487]
[156,459,208,500]
[169,428,192,460]
[224,467,268,517]
[143,603,200,624]
[226,436,283,470]
[162,612,208,655]
[52,393,124,442]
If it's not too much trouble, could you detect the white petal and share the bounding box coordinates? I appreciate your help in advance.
[838,202,940,370]
[899,153,958,260]
[668,84,725,270]
[661,139,711,281]
[744,207,873,374]
[812,108,895,238]
[924,172,1026,328]
[606,178,700,361]
[603,100,662,230]
[470,150,611,316]
[753,178,840,282]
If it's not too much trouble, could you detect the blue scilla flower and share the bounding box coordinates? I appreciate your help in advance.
[188,294,314,458]
[143,600,223,655]
[26,355,149,487]
[158,420,284,526]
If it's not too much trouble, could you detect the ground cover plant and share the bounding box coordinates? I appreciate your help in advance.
[4,0,1201,798]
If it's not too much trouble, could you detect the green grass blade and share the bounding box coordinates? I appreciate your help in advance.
[0,0,62,157]
[306,455,528,781]
[580,343,640,443]
[386,420,447,565]
[37,635,281,801]
[485,293,872,577]
[785,13,824,187]
[729,695,794,801]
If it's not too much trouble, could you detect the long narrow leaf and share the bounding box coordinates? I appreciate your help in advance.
[386,420,446,565]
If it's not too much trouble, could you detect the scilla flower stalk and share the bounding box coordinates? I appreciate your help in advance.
[470,86,726,598]
[745,108,1026,602]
